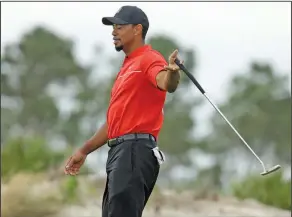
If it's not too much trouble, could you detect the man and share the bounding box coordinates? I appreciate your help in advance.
[64,5,181,217]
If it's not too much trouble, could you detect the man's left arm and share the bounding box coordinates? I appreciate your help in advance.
[156,49,181,93]
[141,49,181,93]
[155,68,180,93]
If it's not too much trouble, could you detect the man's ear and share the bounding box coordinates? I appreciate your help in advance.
[134,24,143,36]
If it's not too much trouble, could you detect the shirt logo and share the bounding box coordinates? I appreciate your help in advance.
[113,64,141,95]
[117,65,141,79]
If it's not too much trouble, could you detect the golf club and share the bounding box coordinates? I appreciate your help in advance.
[174,58,281,176]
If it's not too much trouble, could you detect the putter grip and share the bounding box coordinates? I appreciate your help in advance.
[174,59,205,94]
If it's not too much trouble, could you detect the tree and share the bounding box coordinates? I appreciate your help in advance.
[1,27,82,142]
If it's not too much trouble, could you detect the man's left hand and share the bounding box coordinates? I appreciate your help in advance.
[164,49,182,72]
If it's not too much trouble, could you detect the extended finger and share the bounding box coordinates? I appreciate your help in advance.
[64,157,73,174]
[168,49,178,64]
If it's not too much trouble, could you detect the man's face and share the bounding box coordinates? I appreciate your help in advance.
[112,24,138,52]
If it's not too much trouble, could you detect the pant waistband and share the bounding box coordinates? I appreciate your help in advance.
[107,133,156,148]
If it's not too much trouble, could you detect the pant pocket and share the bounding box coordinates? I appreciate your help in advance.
[151,147,166,165]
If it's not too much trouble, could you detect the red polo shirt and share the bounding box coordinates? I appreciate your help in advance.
[106,45,167,140]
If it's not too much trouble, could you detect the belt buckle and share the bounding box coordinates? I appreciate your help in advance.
[107,139,114,147]
[117,137,124,143]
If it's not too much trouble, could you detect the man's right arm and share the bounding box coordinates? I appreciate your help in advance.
[79,122,108,155]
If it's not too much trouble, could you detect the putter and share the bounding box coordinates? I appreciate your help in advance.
[174,58,281,176]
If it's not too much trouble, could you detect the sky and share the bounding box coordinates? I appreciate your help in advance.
[1,1,291,179]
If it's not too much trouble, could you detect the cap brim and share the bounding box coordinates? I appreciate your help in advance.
[102,17,129,25]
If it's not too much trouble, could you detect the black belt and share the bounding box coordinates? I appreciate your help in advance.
[107,133,156,147]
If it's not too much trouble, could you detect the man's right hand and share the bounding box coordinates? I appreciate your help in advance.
[64,149,87,176]
[63,122,108,175]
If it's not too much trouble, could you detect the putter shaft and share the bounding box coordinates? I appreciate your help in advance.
[202,93,267,171]
[174,58,280,174]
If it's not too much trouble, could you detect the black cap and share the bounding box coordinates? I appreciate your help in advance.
[102,5,149,29]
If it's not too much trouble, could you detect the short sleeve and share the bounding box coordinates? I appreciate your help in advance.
[140,52,168,87]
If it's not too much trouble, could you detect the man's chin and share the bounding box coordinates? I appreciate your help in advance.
[115,45,123,52]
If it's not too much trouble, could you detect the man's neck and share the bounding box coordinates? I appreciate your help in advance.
[124,41,145,56]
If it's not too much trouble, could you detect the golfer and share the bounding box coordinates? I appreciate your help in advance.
[64,5,181,217]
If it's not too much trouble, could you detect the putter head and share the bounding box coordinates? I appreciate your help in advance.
[261,165,281,176]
